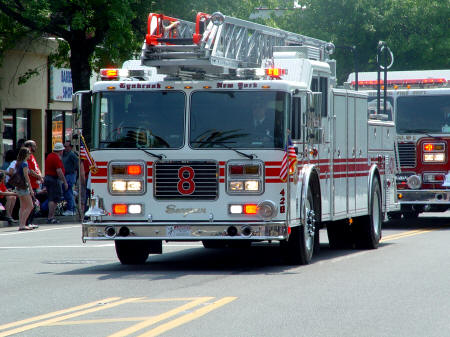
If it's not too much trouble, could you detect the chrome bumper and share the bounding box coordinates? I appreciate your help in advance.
[82,220,288,241]
[398,189,450,204]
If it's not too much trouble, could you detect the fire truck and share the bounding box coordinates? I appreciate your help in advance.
[347,70,450,219]
[73,12,398,265]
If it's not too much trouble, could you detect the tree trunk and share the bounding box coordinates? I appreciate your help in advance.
[69,37,95,146]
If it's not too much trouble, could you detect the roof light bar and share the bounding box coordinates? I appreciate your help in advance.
[352,78,447,87]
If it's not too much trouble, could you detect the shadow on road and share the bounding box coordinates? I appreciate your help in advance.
[384,213,450,230]
[52,216,450,280]
[55,239,378,281]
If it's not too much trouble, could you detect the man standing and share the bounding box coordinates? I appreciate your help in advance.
[62,141,78,216]
[44,143,68,224]
[24,140,43,226]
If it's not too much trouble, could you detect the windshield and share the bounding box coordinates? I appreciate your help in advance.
[190,91,288,149]
[396,95,450,134]
[93,91,185,148]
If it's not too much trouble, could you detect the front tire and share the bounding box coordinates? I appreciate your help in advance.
[354,177,382,249]
[284,189,317,265]
[115,240,150,264]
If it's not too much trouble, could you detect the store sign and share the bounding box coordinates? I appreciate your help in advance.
[49,66,73,102]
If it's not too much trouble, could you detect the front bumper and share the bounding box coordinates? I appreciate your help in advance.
[82,220,288,241]
[398,189,450,204]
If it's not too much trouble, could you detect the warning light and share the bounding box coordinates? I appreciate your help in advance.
[424,144,434,152]
[100,69,119,80]
[127,165,142,175]
[265,68,287,78]
[423,143,444,152]
[113,204,127,214]
[243,204,258,214]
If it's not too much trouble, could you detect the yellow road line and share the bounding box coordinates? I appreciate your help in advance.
[381,228,438,242]
[108,297,214,337]
[0,297,143,337]
[136,297,209,303]
[0,297,120,331]
[137,297,237,337]
[48,317,156,326]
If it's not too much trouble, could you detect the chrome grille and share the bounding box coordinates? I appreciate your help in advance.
[398,142,416,168]
[154,161,218,199]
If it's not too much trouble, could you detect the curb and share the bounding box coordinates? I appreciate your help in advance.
[0,216,80,227]
[34,215,80,224]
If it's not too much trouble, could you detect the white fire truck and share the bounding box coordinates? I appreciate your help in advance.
[347,70,450,219]
[73,12,398,265]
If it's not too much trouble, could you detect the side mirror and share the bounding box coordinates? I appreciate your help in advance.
[72,90,91,119]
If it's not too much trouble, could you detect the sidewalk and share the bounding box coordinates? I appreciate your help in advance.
[0,215,80,228]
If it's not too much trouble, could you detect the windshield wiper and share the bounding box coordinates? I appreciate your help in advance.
[400,129,442,139]
[191,141,255,160]
[137,146,165,160]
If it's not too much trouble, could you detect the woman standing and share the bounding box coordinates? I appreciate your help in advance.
[15,147,35,231]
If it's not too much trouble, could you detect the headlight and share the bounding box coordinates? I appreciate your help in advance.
[226,160,264,195]
[244,180,259,191]
[229,180,262,193]
[229,181,244,191]
[127,181,142,191]
[423,153,445,162]
[112,180,127,192]
[423,143,446,162]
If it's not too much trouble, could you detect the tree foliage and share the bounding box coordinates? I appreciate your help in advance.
[0,0,448,88]
[270,0,449,82]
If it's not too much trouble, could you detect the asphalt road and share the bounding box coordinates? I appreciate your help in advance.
[1,214,449,337]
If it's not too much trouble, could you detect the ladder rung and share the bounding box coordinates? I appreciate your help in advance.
[156,38,194,45]
[145,52,204,60]
[149,45,200,52]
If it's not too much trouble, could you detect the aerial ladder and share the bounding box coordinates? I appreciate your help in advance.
[141,12,336,79]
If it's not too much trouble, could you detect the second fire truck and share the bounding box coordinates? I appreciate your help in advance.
[348,70,450,219]
[74,12,398,265]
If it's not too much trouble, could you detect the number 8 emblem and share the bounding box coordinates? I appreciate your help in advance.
[177,166,195,195]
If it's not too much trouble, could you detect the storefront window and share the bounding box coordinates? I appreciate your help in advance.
[1,109,30,159]
[2,110,13,154]
[16,109,28,143]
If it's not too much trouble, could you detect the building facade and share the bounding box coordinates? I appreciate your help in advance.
[0,37,73,171]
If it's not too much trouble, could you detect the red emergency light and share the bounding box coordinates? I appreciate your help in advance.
[243,204,258,214]
[423,143,445,152]
[266,68,287,78]
[352,78,447,87]
[112,204,127,215]
[127,165,142,175]
[100,69,119,80]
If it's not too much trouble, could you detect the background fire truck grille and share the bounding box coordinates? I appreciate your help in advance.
[398,142,417,168]
[154,161,218,199]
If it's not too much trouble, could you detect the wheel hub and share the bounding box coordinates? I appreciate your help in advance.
[306,208,316,237]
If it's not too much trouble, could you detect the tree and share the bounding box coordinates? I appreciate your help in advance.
[270,0,449,83]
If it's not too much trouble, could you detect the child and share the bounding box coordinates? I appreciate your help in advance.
[0,171,18,226]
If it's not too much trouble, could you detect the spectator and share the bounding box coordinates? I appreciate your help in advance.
[62,141,78,216]
[0,171,18,226]
[24,140,43,227]
[1,150,15,171]
[13,139,26,158]
[44,143,68,224]
[14,147,35,231]
[5,157,17,189]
